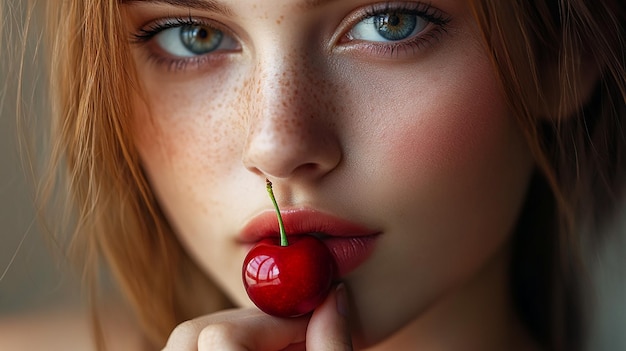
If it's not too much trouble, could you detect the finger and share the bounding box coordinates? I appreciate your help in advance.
[162,308,309,351]
[306,283,353,351]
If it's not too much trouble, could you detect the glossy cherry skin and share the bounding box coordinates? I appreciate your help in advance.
[242,235,336,317]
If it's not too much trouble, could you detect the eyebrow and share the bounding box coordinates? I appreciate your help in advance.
[120,0,233,15]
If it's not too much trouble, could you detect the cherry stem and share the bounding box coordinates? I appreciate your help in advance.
[266,179,288,247]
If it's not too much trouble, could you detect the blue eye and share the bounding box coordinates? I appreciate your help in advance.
[154,23,238,57]
[349,12,428,42]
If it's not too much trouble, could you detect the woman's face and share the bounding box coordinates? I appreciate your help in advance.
[124,0,533,347]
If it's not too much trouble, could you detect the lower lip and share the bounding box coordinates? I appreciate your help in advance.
[323,235,379,278]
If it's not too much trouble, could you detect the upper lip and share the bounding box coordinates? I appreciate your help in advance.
[238,208,378,244]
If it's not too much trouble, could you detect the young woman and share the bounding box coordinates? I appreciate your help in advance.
[3,0,625,350]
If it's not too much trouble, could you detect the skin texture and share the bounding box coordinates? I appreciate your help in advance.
[125,0,537,349]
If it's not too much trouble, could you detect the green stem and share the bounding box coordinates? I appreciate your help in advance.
[266,179,288,247]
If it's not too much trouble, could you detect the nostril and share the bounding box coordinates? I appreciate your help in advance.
[279,162,332,180]
[240,69,342,181]
[242,128,342,181]
[294,163,321,174]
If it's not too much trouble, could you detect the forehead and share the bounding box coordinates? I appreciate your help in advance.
[119,0,340,11]
[119,0,471,12]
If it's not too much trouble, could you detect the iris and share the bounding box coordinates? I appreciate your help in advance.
[180,25,224,54]
[373,13,418,41]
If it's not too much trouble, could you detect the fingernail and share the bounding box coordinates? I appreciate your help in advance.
[336,283,349,318]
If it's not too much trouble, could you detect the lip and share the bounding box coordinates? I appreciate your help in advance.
[239,209,381,277]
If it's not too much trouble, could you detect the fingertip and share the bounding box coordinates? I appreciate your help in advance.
[335,283,349,319]
[307,283,353,351]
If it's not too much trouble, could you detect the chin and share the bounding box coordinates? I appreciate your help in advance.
[347,294,423,350]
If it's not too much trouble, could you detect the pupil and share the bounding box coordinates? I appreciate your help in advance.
[388,14,400,26]
[197,28,208,39]
[180,25,223,54]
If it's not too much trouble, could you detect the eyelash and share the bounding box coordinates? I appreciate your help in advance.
[363,2,449,26]
[347,2,451,57]
[131,16,234,72]
[130,2,452,72]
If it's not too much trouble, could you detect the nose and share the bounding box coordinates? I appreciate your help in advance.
[241,57,342,181]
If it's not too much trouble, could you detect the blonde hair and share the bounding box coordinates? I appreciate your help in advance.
[43,0,229,347]
[13,0,626,349]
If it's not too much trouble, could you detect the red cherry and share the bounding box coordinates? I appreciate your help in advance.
[241,179,336,317]
[243,235,335,317]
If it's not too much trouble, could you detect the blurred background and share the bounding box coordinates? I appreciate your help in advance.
[0,0,81,317]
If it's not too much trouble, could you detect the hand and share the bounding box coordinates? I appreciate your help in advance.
[162,284,352,351]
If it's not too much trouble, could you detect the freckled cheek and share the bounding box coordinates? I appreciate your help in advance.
[130,84,248,220]
[133,85,244,170]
